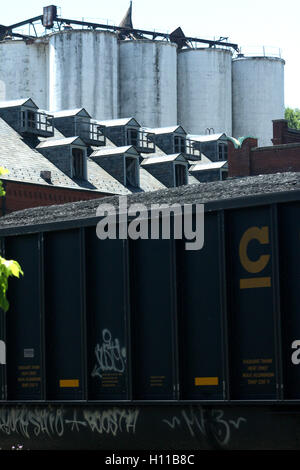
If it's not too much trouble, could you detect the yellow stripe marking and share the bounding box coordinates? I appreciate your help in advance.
[195,377,219,386]
[59,379,79,388]
[240,277,271,289]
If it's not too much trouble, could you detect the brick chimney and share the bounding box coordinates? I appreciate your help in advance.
[228,137,258,177]
[272,119,288,145]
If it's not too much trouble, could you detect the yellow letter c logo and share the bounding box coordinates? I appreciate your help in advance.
[239,226,270,274]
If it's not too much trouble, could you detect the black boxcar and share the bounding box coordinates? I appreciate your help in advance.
[0,172,299,450]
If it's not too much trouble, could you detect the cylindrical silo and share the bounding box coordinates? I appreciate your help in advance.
[177,48,232,136]
[232,56,285,147]
[48,30,119,120]
[119,39,177,128]
[0,39,48,109]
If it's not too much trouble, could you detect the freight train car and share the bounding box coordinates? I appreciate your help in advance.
[0,172,299,450]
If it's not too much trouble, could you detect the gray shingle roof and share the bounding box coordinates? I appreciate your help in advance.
[91,146,135,157]
[187,133,226,142]
[0,98,37,109]
[51,108,90,118]
[97,117,139,127]
[1,172,299,229]
[36,136,85,148]
[143,125,185,135]
[141,154,186,164]
[0,116,167,196]
[189,161,228,171]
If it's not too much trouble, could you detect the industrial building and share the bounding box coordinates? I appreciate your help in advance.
[228,119,300,177]
[0,97,230,215]
[0,4,285,147]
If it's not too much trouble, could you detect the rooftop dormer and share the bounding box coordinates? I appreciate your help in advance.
[0,99,54,137]
[187,133,228,162]
[141,153,188,188]
[91,145,140,188]
[143,125,201,160]
[51,108,106,147]
[98,117,155,154]
[36,136,87,180]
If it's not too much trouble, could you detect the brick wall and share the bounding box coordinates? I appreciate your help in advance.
[0,180,107,216]
[272,119,300,145]
[228,137,300,177]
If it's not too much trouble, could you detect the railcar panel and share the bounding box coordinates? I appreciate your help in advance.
[278,202,300,399]
[129,238,176,400]
[226,206,277,400]
[177,212,225,400]
[5,234,42,400]
[85,229,129,400]
[44,229,84,400]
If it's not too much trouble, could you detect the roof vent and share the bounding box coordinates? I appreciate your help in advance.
[40,170,51,182]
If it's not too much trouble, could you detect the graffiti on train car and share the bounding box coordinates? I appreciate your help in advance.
[91,329,127,380]
[162,407,247,446]
[0,407,139,439]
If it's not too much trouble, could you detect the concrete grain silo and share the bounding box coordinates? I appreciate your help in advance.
[0,39,48,109]
[119,39,177,128]
[232,56,285,146]
[48,30,119,120]
[177,48,232,136]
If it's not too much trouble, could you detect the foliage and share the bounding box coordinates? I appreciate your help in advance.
[285,107,300,130]
[0,167,24,312]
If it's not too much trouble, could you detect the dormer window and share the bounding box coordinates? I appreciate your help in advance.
[22,110,36,129]
[127,128,138,147]
[218,143,228,161]
[72,148,84,179]
[175,163,188,187]
[174,136,186,153]
[126,156,139,187]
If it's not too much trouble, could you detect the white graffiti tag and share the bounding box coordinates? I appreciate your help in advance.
[92,329,126,379]
[0,407,139,439]
[163,407,246,447]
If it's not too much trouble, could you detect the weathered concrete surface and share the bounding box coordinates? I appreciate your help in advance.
[119,40,177,128]
[48,30,119,120]
[0,39,48,109]
[178,48,232,136]
[232,56,285,147]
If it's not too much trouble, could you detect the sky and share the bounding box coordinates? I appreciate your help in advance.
[1,0,300,108]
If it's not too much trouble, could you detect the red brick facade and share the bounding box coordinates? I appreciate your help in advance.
[0,180,107,216]
[228,121,300,178]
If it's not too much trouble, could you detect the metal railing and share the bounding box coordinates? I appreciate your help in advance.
[127,129,155,153]
[75,118,106,146]
[186,139,201,159]
[20,110,54,136]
